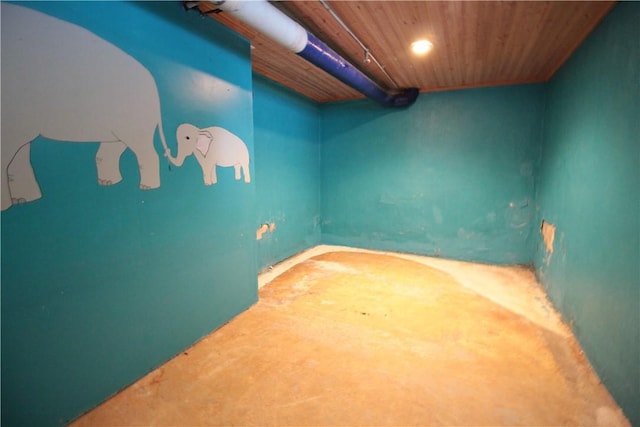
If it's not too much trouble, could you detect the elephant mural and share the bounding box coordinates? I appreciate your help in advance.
[168,123,251,185]
[1,3,172,211]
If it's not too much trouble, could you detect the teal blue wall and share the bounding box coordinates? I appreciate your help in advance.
[1,3,257,426]
[321,85,545,264]
[535,3,639,424]
[253,76,321,271]
[2,1,637,425]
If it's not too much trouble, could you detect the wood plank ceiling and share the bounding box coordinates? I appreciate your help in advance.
[196,1,615,103]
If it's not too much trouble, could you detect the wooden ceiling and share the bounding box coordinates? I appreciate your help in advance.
[196,1,615,103]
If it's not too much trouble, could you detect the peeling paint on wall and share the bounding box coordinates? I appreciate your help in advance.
[541,220,556,254]
[256,222,275,240]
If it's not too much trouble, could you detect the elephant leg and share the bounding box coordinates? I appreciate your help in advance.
[5,143,42,207]
[129,141,160,190]
[210,165,218,185]
[234,164,241,180]
[1,170,11,211]
[241,163,251,183]
[1,154,13,211]
[96,142,126,186]
[0,145,13,211]
[203,173,212,186]
[202,165,212,186]
[193,151,212,185]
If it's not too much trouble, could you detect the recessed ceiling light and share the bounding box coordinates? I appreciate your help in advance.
[411,39,433,56]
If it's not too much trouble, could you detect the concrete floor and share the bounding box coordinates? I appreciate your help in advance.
[70,245,630,426]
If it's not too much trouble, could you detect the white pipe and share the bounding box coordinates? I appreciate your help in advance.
[213,0,308,53]
[210,0,419,108]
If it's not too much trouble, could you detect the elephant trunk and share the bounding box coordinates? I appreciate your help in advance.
[167,151,185,167]
[167,142,194,167]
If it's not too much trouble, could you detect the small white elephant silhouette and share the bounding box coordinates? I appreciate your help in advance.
[168,123,250,185]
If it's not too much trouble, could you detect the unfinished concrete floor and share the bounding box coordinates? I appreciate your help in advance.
[71,246,630,426]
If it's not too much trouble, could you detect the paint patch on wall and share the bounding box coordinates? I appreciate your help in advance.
[256,222,275,240]
[541,220,556,253]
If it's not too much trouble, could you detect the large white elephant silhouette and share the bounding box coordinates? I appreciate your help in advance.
[168,123,251,185]
[1,3,172,211]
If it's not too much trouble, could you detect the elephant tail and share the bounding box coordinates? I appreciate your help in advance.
[157,122,173,171]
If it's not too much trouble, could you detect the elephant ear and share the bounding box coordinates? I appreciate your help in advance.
[195,130,213,156]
